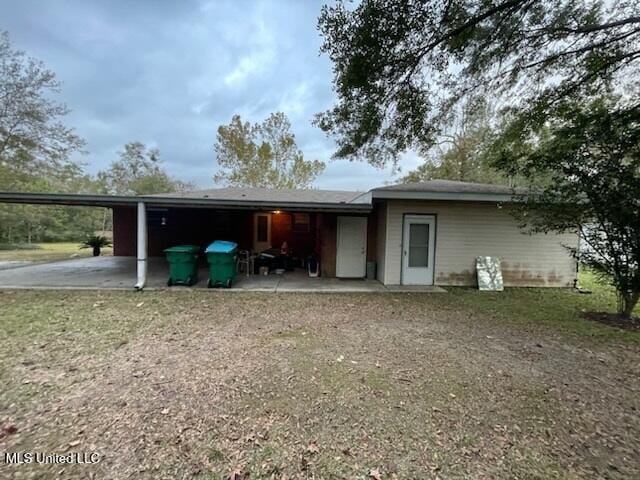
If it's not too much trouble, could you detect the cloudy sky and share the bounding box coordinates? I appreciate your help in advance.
[2,0,423,191]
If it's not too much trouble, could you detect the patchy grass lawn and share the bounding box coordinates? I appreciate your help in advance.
[0,242,113,264]
[1,282,639,479]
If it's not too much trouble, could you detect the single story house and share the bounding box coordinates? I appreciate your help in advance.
[0,180,579,289]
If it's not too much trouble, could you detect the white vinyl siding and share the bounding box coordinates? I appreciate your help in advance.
[383,200,578,287]
[375,203,387,283]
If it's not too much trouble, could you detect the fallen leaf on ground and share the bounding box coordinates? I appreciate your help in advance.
[0,424,17,439]
[229,468,245,479]
[369,467,382,479]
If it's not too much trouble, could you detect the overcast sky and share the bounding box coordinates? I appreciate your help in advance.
[2,0,423,191]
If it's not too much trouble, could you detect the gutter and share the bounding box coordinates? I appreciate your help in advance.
[0,191,372,213]
[134,202,147,291]
[370,190,520,203]
[0,188,526,210]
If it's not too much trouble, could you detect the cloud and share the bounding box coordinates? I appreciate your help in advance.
[0,0,409,191]
[222,15,276,88]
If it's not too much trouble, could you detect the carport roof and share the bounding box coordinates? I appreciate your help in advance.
[0,179,520,210]
[0,187,372,212]
[150,187,369,204]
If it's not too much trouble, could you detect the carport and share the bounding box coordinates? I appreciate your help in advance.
[0,256,400,291]
[0,188,374,290]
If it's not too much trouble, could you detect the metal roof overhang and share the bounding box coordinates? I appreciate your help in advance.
[0,191,372,213]
[371,190,518,203]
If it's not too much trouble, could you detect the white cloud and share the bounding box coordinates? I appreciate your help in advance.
[276,82,309,118]
[1,0,401,190]
[223,47,275,87]
[222,7,276,88]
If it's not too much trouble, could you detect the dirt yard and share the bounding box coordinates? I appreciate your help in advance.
[1,289,639,479]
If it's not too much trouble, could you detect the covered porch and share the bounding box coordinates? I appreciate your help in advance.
[0,189,381,290]
[113,205,345,279]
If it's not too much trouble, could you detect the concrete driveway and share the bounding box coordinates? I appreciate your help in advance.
[0,257,159,289]
[0,257,444,292]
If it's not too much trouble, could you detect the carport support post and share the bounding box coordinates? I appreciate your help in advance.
[134,201,147,290]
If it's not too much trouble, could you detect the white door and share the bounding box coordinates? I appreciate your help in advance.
[253,213,271,252]
[402,214,436,285]
[336,216,367,278]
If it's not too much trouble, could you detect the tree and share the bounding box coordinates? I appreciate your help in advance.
[98,142,192,195]
[0,31,84,187]
[319,0,640,321]
[0,31,98,244]
[492,96,640,318]
[400,101,508,184]
[214,113,325,189]
[317,1,640,166]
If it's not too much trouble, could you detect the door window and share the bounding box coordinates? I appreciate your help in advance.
[257,215,268,242]
[408,223,429,267]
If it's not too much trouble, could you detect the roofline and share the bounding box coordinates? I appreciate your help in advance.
[0,187,520,210]
[0,191,372,213]
[370,190,518,202]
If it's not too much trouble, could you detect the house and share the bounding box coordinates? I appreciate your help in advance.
[0,180,579,289]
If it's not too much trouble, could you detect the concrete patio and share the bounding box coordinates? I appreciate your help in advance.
[0,256,446,292]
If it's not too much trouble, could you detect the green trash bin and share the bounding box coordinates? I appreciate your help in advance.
[205,240,238,288]
[164,245,200,286]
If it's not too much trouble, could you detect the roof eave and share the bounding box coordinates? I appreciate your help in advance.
[0,192,372,213]
[371,190,519,202]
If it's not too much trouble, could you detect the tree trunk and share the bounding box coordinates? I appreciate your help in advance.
[621,290,640,319]
[102,208,108,233]
[93,246,101,257]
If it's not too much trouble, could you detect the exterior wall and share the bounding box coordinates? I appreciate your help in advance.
[112,207,136,256]
[375,203,387,283]
[112,206,366,281]
[383,200,578,287]
[323,213,373,278]
[270,212,317,257]
[147,209,252,256]
[112,207,254,257]
[366,211,377,262]
[318,213,337,277]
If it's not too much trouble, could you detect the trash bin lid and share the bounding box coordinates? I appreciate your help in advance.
[164,244,200,253]
[205,240,238,253]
